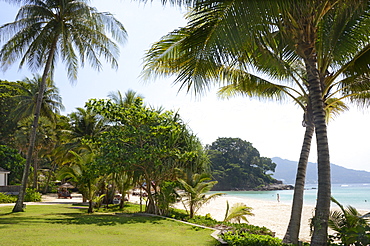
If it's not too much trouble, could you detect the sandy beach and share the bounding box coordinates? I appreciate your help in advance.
[172,195,316,242]
[169,195,369,242]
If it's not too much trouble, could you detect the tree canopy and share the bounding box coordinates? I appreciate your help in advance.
[86,97,209,214]
[207,137,276,190]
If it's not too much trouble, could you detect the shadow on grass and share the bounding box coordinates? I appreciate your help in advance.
[46,212,167,226]
[0,204,162,227]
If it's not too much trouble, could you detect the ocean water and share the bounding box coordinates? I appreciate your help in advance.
[211,183,370,211]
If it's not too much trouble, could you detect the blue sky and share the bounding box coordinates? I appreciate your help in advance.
[1,0,370,172]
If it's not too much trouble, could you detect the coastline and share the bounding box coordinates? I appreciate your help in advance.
[172,195,316,242]
[171,194,369,243]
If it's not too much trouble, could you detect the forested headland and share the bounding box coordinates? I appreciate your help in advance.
[208,137,288,191]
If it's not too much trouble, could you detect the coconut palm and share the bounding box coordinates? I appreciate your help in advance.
[10,75,64,123]
[0,0,126,212]
[223,200,254,224]
[108,89,144,107]
[143,1,370,243]
[65,107,108,152]
[177,172,223,218]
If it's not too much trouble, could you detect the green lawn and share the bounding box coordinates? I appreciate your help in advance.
[0,204,219,246]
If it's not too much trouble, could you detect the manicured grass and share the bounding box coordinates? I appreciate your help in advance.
[0,204,219,246]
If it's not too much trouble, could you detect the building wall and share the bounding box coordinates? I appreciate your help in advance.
[0,173,7,186]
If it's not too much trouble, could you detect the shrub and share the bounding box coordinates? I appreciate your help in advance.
[24,188,42,202]
[188,214,220,227]
[0,192,17,203]
[227,223,275,236]
[221,231,288,246]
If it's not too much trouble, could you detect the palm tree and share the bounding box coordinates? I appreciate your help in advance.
[58,151,99,213]
[0,0,126,212]
[328,197,370,245]
[223,200,254,224]
[10,75,64,123]
[65,107,108,152]
[108,89,144,107]
[142,1,370,243]
[177,172,223,218]
[15,116,57,189]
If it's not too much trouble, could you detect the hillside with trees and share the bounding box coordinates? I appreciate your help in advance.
[207,137,278,190]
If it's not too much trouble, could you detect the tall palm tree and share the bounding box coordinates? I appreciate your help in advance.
[10,75,64,123]
[142,1,370,244]
[0,0,127,212]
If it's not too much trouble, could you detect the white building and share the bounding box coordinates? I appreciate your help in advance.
[0,167,10,186]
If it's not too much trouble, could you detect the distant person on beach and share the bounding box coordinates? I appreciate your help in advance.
[277,193,280,202]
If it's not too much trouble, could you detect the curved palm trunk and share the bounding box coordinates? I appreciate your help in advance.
[305,57,331,246]
[13,40,58,212]
[283,123,314,244]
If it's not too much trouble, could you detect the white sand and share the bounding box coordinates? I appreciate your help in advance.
[173,195,316,242]
[128,194,315,242]
[170,195,370,242]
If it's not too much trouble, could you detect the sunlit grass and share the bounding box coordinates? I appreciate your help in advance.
[0,204,219,246]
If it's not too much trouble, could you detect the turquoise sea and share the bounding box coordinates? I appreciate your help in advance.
[212,183,370,211]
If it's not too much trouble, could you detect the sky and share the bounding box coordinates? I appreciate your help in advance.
[1,0,370,172]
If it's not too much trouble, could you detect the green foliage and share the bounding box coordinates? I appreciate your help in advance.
[93,194,106,209]
[187,214,220,227]
[0,193,18,203]
[328,197,370,246]
[177,172,224,218]
[221,231,287,246]
[207,137,277,190]
[87,98,209,214]
[224,201,254,223]
[0,145,25,184]
[0,80,22,145]
[228,223,275,237]
[24,188,42,202]
[155,181,179,216]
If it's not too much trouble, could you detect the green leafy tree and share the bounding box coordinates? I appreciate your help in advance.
[0,145,25,184]
[87,98,208,214]
[0,0,126,212]
[207,138,276,190]
[0,80,22,146]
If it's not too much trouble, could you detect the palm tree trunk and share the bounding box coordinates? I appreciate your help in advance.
[283,122,314,244]
[305,57,331,246]
[88,200,94,213]
[33,150,39,190]
[13,39,58,212]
